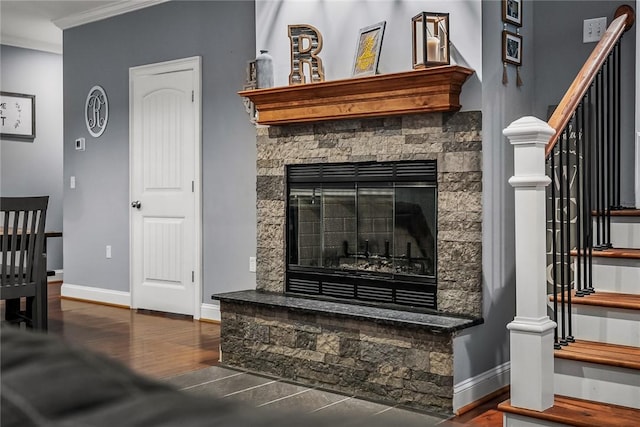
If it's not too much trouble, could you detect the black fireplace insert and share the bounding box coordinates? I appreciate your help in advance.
[286,160,437,310]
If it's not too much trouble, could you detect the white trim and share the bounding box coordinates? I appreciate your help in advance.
[453,362,510,413]
[53,0,171,30]
[129,56,203,319]
[0,34,62,55]
[61,283,130,307]
[48,269,64,282]
[200,303,221,323]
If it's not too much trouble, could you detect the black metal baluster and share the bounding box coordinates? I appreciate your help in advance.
[559,127,568,346]
[613,42,622,209]
[600,70,606,248]
[599,68,607,248]
[551,149,560,349]
[586,86,595,294]
[605,57,612,247]
[566,118,575,343]
[594,70,602,247]
[576,104,584,297]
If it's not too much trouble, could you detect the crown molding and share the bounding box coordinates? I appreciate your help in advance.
[53,0,171,30]
[0,34,62,55]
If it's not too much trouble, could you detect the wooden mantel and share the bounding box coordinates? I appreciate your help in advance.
[239,65,474,125]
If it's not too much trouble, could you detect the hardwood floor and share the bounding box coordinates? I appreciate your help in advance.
[1,281,221,379]
[2,281,503,425]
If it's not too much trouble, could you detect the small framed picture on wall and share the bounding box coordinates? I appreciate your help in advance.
[502,30,522,66]
[503,0,522,27]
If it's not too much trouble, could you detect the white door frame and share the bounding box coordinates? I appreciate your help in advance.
[129,56,203,319]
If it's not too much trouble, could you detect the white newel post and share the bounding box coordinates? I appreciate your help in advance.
[503,116,557,412]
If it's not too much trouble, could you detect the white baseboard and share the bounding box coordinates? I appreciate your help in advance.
[48,269,64,282]
[61,283,130,307]
[453,361,510,413]
[200,302,221,322]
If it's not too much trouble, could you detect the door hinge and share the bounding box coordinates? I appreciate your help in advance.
[191,90,194,102]
[192,271,195,282]
[192,181,195,192]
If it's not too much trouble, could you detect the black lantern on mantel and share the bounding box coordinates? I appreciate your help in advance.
[412,12,450,68]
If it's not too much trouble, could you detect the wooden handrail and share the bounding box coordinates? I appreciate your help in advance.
[545,5,635,158]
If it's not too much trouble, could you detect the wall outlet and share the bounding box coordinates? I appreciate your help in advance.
[75,137,85,151]
[249,256,256,272]
[583,17,607,43]
[70,176,76,189]
[106,245,112,259]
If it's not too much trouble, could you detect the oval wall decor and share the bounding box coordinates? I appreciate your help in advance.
[85,85,108,137]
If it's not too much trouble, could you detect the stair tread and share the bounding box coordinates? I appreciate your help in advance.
[554,339,640,370]
[550,291,640,310]
[592,208,640,217]
[571,247,640,259]
[609,208,640,217]
[499,395,640,427]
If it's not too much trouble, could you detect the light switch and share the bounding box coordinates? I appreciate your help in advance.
[249,256,257,272]
[70,176,76,189]
[583,17,607,43]
[106,245,112,259]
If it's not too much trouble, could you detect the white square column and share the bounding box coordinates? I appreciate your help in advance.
[504,116,557,412]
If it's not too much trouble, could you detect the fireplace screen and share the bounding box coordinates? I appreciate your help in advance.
[286,161,437,310]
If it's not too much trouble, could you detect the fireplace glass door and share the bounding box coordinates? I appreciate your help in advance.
[286,161,437,310]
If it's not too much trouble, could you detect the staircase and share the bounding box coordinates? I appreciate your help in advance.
[500,213,640,426]
[550,213,640,411]
[500,5,639,426]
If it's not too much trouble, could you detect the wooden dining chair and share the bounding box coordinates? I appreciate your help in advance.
[1,196,49,331]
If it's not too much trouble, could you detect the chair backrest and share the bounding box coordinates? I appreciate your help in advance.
[1,196,49,286]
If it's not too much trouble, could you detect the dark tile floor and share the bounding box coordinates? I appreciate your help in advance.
[165,365,451,426]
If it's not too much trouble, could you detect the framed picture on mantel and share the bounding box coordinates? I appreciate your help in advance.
[352,21,386,77]
[0,91,36,140]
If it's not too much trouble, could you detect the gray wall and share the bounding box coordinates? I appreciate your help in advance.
[533,1,636,206]
[63,1,257,300]
[1,45,63,271]
[453,0,535,384]
[255,0,483,111]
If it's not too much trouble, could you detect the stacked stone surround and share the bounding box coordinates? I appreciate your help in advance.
[256,111,483,317]
[220,111,482,414]
[221,300,456,414]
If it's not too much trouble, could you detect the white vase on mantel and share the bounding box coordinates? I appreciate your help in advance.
[256,50,274,89]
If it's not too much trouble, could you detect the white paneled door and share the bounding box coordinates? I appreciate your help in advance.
[130,57,201,317]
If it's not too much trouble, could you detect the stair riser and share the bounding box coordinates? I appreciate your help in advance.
[601,218,640,248]
[554,359,640,409]
[591,258,640,293]
[555,305,640,347]
[503,414,565,427]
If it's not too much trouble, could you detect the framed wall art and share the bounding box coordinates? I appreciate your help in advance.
[85,85,109,138]
[503,0,522,27]
[352,21,386,77]
[0,92,36,140]
[502,30,522,66]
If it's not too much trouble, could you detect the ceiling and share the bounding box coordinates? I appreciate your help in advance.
[0,1,164,54]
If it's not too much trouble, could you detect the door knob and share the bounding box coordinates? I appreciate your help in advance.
[131,201,141,209]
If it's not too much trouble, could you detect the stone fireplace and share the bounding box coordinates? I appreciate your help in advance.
[256,111,482,316]
[216,67,483,414]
